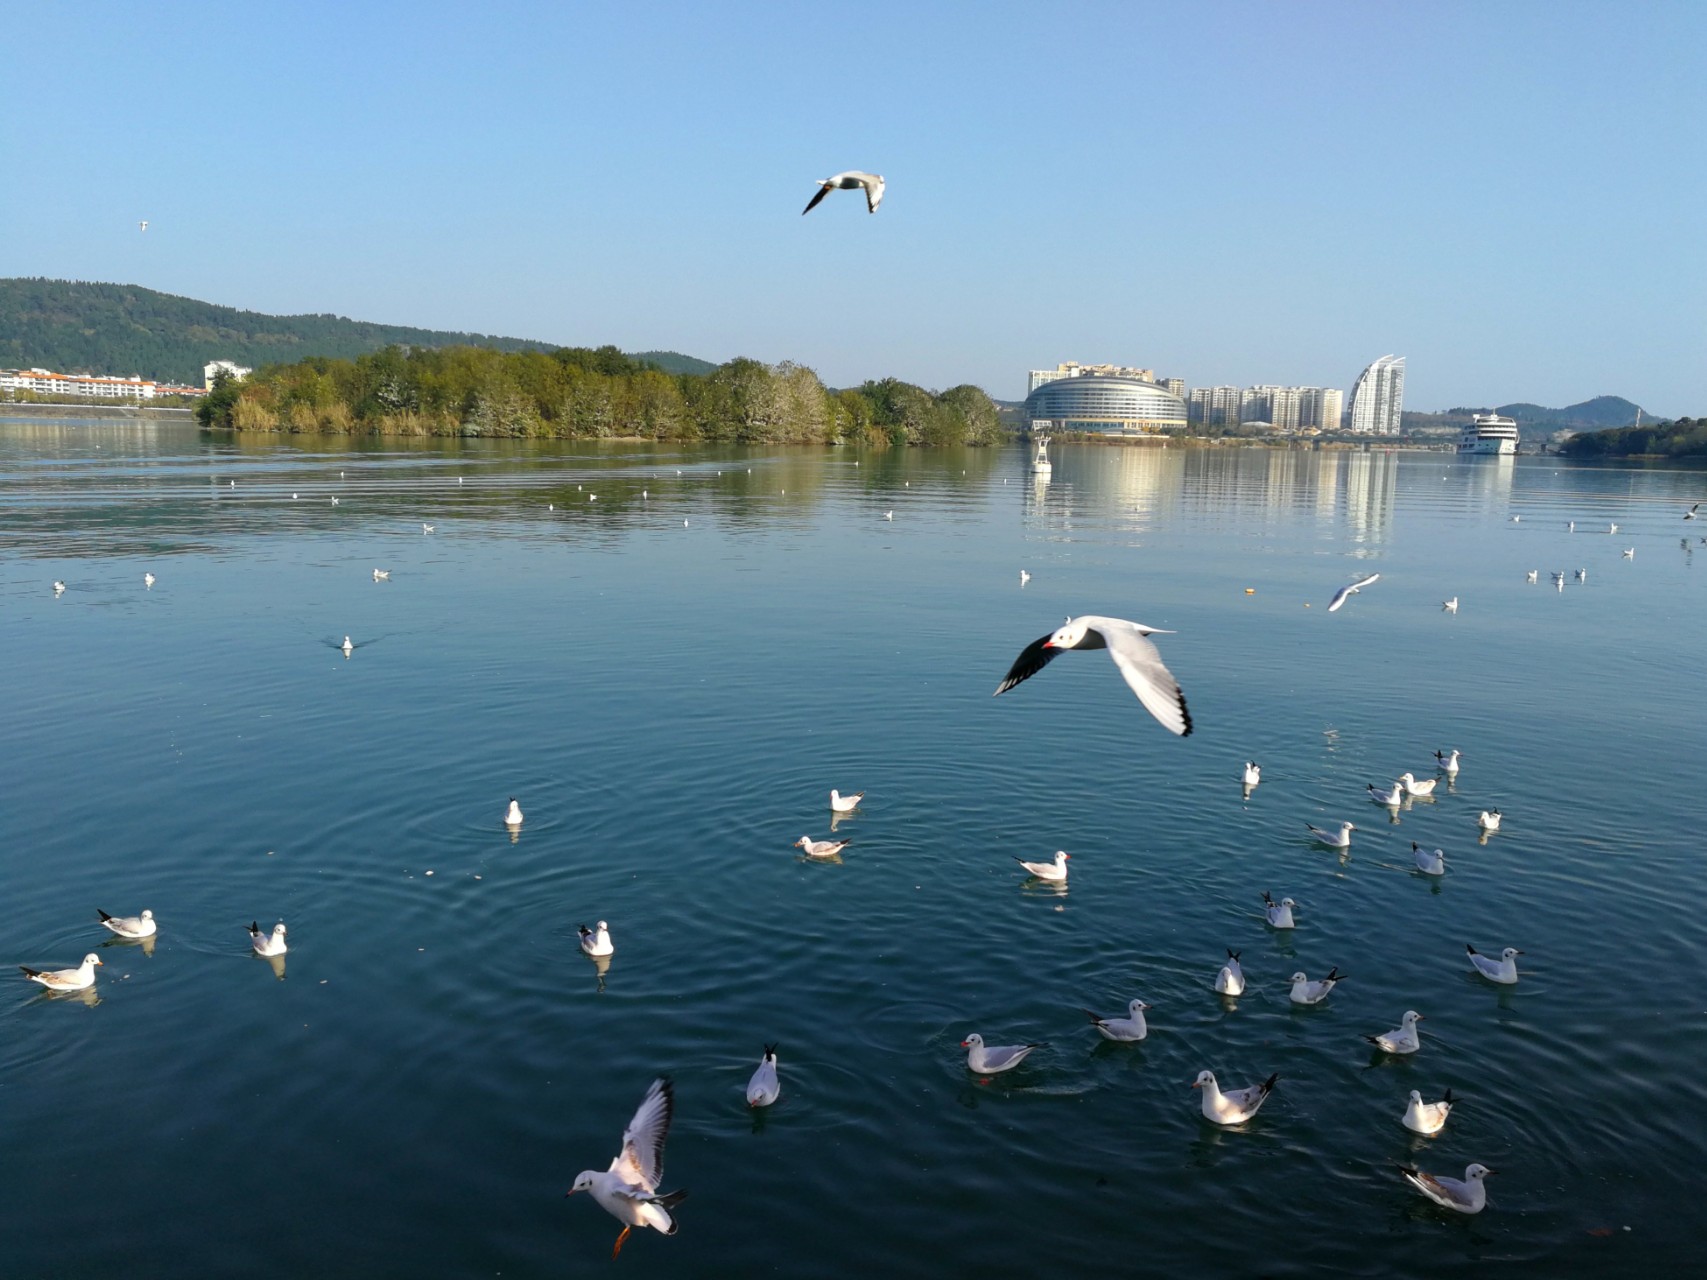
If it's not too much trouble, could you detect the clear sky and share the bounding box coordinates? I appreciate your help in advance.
[3,0,1702,413]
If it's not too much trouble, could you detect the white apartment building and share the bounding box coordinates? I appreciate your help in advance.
[1028,362,1157,396]
[1187,383,1345,431]
[1348,355,1405,435]
[204,360,252,389]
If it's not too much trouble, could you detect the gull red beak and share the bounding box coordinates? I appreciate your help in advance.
[960,1039,971,1047]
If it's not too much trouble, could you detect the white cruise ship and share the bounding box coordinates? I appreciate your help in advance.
[1459,413,1519,455]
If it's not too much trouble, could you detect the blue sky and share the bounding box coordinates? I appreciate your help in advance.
[3,1,1702,413]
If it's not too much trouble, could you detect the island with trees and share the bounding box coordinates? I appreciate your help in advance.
[1559,416,1706,459]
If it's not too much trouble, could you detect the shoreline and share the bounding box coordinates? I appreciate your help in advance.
[0,401,196,420]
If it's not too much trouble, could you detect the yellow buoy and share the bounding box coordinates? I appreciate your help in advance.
[1244,588,1255,594]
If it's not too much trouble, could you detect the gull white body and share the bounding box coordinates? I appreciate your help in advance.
[1019,569,1030,585]
[1687,503,1700,520]
[962,1033,1042,1075]
[1263,892,1295,929]
[1288,968,1345,1005]
[1623,547,1635,559]
[1575,568,1586,582]
[995,615,1192,737]
[1397,772,1436,798]
[1402,1089,1454,1135]
[341,636,353,654]
[249,921,288,956]
[1306,821,1355,848]
[579,921,614,958]
[53,580,65,594]
[1193,1069,1277,1125]
[795,835,850,858]
[1214,949,1245,996]
[1412,843,1447,876]
[1525,570,1538,583]
[1367,1010,1424,1054]
[1400,1163,1492,1214]
[1478,809,1502,832]
[422,523,434,533]
[1442,597,1458,613]
[1015,850,1069,881]
[1084,999,1149,1042]
[1433,749,1461,774]
[504,797,524,826]
[801,170,885,215]
[1327,572,1380,612]
[98,908,156,938]
[143,572,155,587]
[568,1077,686,1258]
[1466,944,1522,984]
[1242,761,1261,787]
[1368,781,1404,807]
[828,789,863,813]
[20,953,102,991]
[745,1046,780,1107]
[373,568,389,580]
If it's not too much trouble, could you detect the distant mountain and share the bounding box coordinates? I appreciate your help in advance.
[1493,396,1649,428]
[630,350,718,377]
[0,279,717,388]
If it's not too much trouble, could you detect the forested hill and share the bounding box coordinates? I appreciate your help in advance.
[0,279,575,385]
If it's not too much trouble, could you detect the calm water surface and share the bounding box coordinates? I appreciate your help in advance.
[3,420,1705,1277]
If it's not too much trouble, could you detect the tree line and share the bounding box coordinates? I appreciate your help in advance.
[1559,417,1706,458]
[195,345,1007,447]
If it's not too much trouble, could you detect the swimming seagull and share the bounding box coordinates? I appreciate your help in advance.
[567,1077,687,1259]
[1397,772,1436,798]
[20,953,102,991]
[961,1033,1042,1075]
[330,497,339,506]
[995,616,1192,737]
[1262,892,1295,928]
[144,572,155,587]
[341,636,353,654]
[1366,1010,1424,1054]
[98,908,156,938]
[1020,569,1030,585]
[1478,809,1502,832]
[1192,1070,1277,1125]
[829,789,864,813]
[1412,842,1447,875]
[884,510,893,520]
[1622,547,1635,559]
[746,1046,780,1107]
[1242,761,1261,787]
[1368,781,1404,807]
[1288,968,1346,1005]
[1402,1088,1455,1135]
[795,835,850,858]
[1083,999,1149,1042]
[1609,522,1618,534]
[1466,943,1522,984]
[504,797,524,826]
[53,580,65,594]
[802,171,885,215]
[373,569,389,580]
[579,921,614,957]
[1575,568,1586,582]
[1442,597,1458,613]
[1214,949,1245,996]
[1525,570,1538,583]
[1015,850,1069,881]
[1433,749,1461,774]
[1398,1163,1492,1214]
[1305,821,1355,848]
[249,921,288,956]
[1327,572,1380,612]
[422,523,434,533]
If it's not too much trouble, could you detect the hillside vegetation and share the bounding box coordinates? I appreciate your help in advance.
[1559,416,1707,459]
[197,345,1006,447]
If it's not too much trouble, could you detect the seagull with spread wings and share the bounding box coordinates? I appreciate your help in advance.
[802,171,885,215]
[995,616,1192,736]
[568,1077,688,1259]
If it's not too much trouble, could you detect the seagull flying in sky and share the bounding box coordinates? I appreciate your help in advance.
[802,171,885,215]
[995,615,1192,736]
[1327,572,1380,612]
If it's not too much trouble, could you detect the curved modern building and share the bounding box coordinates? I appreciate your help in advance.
[1348,355,1405,435]
[1025,375,1187,435]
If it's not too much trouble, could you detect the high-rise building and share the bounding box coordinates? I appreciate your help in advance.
[1163,377,1184,399]
[1348,355,1405,435]
[1301,387,1343,431]
[1028,362,1157,396]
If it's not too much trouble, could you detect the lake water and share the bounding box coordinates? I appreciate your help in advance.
[2,419,1705,1278]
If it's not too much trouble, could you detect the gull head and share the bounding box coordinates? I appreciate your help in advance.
[1408,1089,1423,1104]
[1466,1164,1494,1179]
[1043,617,1088,650]
[1129,999,1150,1014]
[566,1171,599,1196]
[1501,947,1523,961]
[1403,1010,1423,1025]
[961,1033,984,1049]
[794,837,811,848]
[1290,972,1309,984]
[1191,1070,1216,1090]
[85,954,104,967]
[140,910,154,921]
[1280,897,1295,908]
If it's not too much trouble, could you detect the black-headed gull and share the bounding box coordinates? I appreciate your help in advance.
[1442,597,1458,613]
[828,789,863,813]
[373,568,389,581]
[995,615,1192,737]
[801,170,885,215]
[249,921,288,956]
[579,921,614,958]
[1399,1162,1492,1214]
[1327,572,1379,612]
[795,835,850,858]
[1015,850,1069,882]
[568,1077,687,1258]
[422,523,434,533]
[1397,772,1436,798]
[1288,968,1346,1005]
[1478,809,1502,832]
[1402,1088,1454,1135]
[1242,761,1261,787]
[1262,892,1295,929]
[53,580,65,594]
[1622,547,1635,559]
[1213,949,1245,996]
[1574,567,1586,581]
[1305,820,1355,848]
[745,1045,780,1107]
[1609,522,1618,534]
[1412,842,1447,876]
[1433,749,1461,774]
[504,797,524,826]
[341,635,353,654]
[1368,781,1404,807]
[20,953,102,991]
[1083,999,1149,1042]
[1525,570,1538,583]
[1019,569,1030,585]
[1193,1070,1277,1125]
[143,572,155,587]
[1366,1010,1424,1054]
[961,1033,1042,1075]
[1466,943,1522,984]
[98,908,156,939]
[1687,503,1700,521]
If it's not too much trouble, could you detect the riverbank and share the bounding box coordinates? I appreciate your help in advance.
[0,401,196,420]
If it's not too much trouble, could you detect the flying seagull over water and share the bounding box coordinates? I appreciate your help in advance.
[995,616,1192,736]
[961,1032,1042,1075]
[802,171,885,215]
[1327,572,1380,612]
[20,953,102,991]
[568,1077,687,1259]
[1466,943,1522,984]
[98,908,156,938]
[1399,1163,1492,1214]
[1687,503,1700,520]
[1193,1070,1277,1125]
[1402,1088,1454,1135]
[746,1046,780,1107]
[1084,998,1150,1042]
